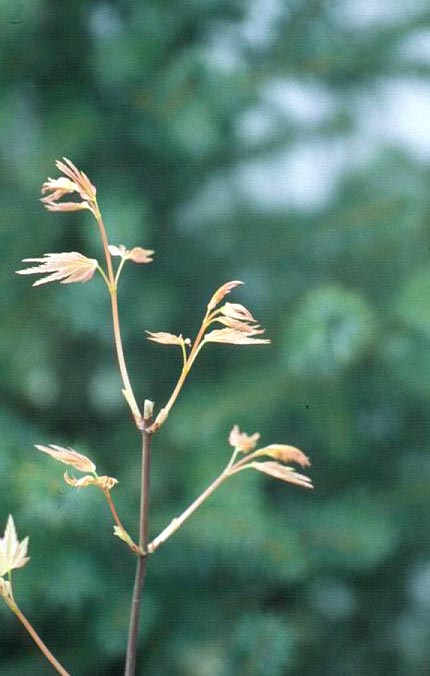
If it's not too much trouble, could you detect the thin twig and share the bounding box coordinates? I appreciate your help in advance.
[102,489,141,554]
[8,601,71,676]
[150,309,211,432]
[124,401,153,676]
[94,205,142,428]
[147,447,263,554]
[147,446,245,553]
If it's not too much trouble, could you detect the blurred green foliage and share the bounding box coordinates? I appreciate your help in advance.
[1,1,429,675]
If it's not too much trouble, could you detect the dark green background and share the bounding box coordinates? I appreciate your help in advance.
[1,1,429,674]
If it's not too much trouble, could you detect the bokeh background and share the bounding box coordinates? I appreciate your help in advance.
[1,1,430,674]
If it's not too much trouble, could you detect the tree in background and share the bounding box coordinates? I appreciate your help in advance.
[0,1,429,675]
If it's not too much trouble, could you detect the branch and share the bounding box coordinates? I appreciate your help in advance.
[6,600,72,676]
[124,401,153,676]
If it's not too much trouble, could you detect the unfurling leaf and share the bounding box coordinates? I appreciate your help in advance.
[108,244,126,257]
[128,247,154,263]
[214,316,259,332]
[113,526,136,549]
[228,425,260,453]
[0,515,30,577]
[206,291,271,345]
[64,472,118,490]
[204,327,270,345]
[146,331,191,346]
[63,472,95,488]
[97,476,119,491]
[248,461,313,489]
[16,252,98,286]
[41,158,97,214]
[109,244,154,264]
[220,302,256,322]
[35,444,96,473]
[207,281,244,311]
[256,444,311,468]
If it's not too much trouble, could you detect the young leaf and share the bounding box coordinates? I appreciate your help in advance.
[113,526,137,550]
[0,515,30,577]
[214,316,260,332]
[256,444,311,468]
[248,461,313,489]
[146,331,191,346]
[41,158,97,213]
[16,252,98,286]
[220,302,256,322]
[128,247,154,264]
[228,425,260,453]
[109,244,154,264]
[64,472,118,490]
[35,444,96,473]
[204,327,270,345]
[207,281,244,311]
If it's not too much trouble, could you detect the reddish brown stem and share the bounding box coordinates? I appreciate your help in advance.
[9,602,71,676]
[124,402,153,676]
[150,310,211,432]
[94,206,142,428]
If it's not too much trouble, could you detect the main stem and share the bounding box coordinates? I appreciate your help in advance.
[124,401,153,676]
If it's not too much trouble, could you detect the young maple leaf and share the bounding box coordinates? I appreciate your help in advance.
[145,331,191,346]
[207,281,244,311]
[35,444,96,473]
[41,157,97,214]
[206,285,271,345]
[0,515,30,577]
[35,445,118,492]
[16,252,98,286]
[203,327,270,345]
[220,302,256,322]
[256,444,311,467]
[108,244,154,264]
[228,425,261,453]
[248,461,313,489]
[63,472,118,490]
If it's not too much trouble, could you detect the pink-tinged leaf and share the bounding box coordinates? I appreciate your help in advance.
[42,200,91,212]
[64,472,118,490]
[35,444,96,473]
[204,327,270,345]
[208,297,271,344]
[128,247,154,263]
[55,158,97,201]
[256,444,311,468]
[228,425,260,453]
[249,461,313,489]
[40,176,77,201]
[0,515,30,577]
[16,252,98,286]
[41,158,97,213]
[109,244,154,263]
[146,331,190,346]
[64,472,96,488]
[96,476,119,490]
[207,281,244,311]
[220,302,256,322]
[213,316,259,332]
[108,244,127,257]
